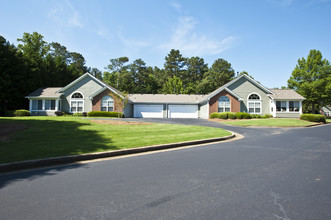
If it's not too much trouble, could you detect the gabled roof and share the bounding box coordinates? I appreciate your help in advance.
[207,74,274,99]
[128,94,208,104]
[57,72,123,98]
[269,89,305,100]
[26,87,63,98]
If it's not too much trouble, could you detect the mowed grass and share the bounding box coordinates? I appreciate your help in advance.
[217,118,315,127]
[327,119,331,123]
[0,117,231,164]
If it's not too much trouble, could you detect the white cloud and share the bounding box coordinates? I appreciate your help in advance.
[160,16,236,56]
[171,2,182,12]
[48,1,83,28]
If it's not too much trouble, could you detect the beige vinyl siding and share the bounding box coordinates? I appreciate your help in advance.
[227,77,271,115]
[199,101,209,119]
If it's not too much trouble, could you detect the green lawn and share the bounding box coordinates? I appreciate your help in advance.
[215,118,315,127]
[327,119,331,123]
[0,117,231,164]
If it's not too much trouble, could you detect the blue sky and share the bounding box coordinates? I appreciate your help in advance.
[1,0,330,88]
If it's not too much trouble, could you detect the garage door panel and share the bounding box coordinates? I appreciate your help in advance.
[169,105,198,118]
[134,105,163,118]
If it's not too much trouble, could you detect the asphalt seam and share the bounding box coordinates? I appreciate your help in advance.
[0,133,235,173]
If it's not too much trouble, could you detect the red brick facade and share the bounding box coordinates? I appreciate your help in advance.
[209,90,240,114]
[92,89,123,112]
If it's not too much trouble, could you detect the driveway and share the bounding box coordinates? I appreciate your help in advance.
[0,120,330,219]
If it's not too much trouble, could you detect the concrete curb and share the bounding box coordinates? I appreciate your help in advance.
[0,133,235,173]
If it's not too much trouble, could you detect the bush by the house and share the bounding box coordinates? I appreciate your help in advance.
[209,113,220,119]
[55,111,64,116]
[250,114,261,119]
[264,114,273,118]
[87,111,124,118]
[14,109,30,117]
[228,112,237,119]
[209,112,228,119]
[235,112,251,119]
[300,114,326,123]
[73,112,83,117]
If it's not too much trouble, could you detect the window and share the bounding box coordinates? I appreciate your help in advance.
[71,92,83,98]
[32,100,43,110]
[276,101,287,112]
[247,93,261,114]
[289,101,299,112]
[45,100,56,110]
[70,92,84,113]
[101,95,114,112]
[218,96,230,112]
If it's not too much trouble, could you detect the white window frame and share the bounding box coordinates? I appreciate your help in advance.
[70,91,84,113]
[247,93,262,114]
[101,95,114,112]
[218,96,231,112]
[30,99,59,111]
[289,101,300,112]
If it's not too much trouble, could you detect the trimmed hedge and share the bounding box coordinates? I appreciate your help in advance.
[14,109,30,117]
[209,112,228,119]
[87,111,124,118]
[210,112,276,120]
[228,112,237,119]
[55,111,64,116]
[300,114,326,123]
[236,112,251,119]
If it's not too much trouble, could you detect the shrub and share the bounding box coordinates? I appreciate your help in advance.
[250,114,261,119]
[55,111,64,116]
[14,109,30,117]
[228,112,237,119]
[300,114,326,123]
[87,111,124,118]
[235,112,245,119]
[264,114,273,118]
[261,115,269,118]
[73,112,83,117]
[209,112,228,119]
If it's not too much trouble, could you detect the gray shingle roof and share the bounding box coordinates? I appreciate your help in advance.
[128,94,208,103]
[269,89,305,100]
[26,87,63,98]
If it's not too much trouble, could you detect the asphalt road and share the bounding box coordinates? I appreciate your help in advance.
[0,119,330,220]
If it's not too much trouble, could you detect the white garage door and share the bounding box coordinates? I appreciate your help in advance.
[134,105,163,118]
[168,105,198,118]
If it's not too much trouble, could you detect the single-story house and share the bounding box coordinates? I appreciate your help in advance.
[26,72,305,118]
[320,106,331,116]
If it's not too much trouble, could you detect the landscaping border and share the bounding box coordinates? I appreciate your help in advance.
[0,133,235,173]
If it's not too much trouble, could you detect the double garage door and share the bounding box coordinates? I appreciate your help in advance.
[134,104,198,118]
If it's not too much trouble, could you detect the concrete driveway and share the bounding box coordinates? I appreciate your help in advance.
[0,119,330,219]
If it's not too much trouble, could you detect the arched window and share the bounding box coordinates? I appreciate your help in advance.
[71,92,83,99]
[70,92,84,113]
[247,93,261,114]
[101,95,114,112]
[218,96,230,112]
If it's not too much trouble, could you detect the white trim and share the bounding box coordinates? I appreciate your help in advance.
[89,87,107,100]
[207,74,274,100]
[218,96,231,112]
[70,91,84,99]
[247,92,262,114]
[70,100,84,113]
[56,72,124,98]
[29,99,59,111]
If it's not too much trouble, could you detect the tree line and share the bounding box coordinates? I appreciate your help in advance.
[0,32,238,115]
[0,31,330,115]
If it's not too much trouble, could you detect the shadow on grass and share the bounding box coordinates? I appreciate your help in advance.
[0,118,120,164]
[0,163,89,189]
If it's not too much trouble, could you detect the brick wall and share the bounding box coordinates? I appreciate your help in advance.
[209,90,240,114]
[92,89,123,112]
